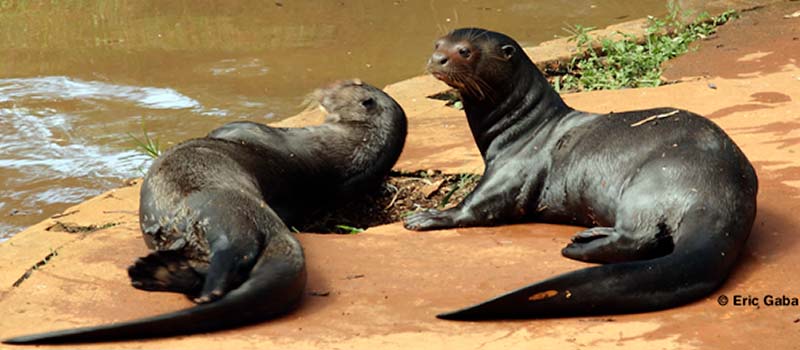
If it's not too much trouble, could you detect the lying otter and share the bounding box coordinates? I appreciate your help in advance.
[5,80,407,343]
[405,28,758,320]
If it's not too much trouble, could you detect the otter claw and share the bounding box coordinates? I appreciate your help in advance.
[403,209,455,231]
[571,228,611,243]
[193,289,224,304]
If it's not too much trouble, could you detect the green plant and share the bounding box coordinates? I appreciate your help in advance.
[439,173,478,208]
[555,3,738,92]
[401,210,416,218]
[335,224,364,234]
[427,89,464,110]
[128,127,162,159]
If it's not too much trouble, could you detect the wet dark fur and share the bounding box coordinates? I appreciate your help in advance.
[4,80,407,343]
[406,28,757,319]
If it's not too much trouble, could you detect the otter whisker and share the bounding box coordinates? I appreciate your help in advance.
[465,77,486,101]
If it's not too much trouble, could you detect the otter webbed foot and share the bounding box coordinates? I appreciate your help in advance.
[403,209,458,231]
[192,244,258,304]
[562,226,674,264]
[128,250,203,296]
[561,227,624,264]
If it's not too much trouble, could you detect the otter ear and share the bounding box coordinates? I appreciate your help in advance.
[501,45,516,59]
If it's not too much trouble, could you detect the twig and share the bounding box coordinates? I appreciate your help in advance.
[630,110,680,127]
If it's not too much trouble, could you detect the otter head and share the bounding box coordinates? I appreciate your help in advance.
[314,79,407,182]
[428,28,529,101]
[315,79,402,126]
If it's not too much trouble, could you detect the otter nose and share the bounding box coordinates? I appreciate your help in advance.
[430,52,448,67]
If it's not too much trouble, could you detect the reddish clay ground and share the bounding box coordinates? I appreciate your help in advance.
[1,2,799,349]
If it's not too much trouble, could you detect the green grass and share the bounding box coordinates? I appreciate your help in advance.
[439,173,479,208]
[335,224,365,234]
[427,90,464,110]
[554,3,738,92]
[128,127,162,159]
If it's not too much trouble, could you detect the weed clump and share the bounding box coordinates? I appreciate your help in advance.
[553,3,738,92]
[128,127,162,159]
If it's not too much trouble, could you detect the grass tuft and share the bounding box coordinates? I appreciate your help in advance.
[554,2,738,92]
[335,224,365,234]
[128,127,162,159]
[439,173,479,208]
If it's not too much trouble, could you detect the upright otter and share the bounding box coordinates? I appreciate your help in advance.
[405,28,757,319]
[4,80,407,344]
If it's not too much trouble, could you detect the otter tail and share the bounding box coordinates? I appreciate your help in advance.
[437,219,744,320]
[3,233,306,344]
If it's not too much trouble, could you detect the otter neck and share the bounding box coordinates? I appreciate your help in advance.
[462,60,571,160]
[328,112,407,192]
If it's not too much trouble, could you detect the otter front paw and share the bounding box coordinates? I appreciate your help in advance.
[403,209,457,231]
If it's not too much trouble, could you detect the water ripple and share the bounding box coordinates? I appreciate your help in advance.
[0,107,150,181]
[0,76,201,109]
[0,222,22,242]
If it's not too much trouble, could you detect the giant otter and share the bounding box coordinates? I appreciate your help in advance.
[5,80,407,343]
[405,28,758,320]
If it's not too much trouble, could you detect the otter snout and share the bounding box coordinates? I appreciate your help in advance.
[429,51,449,67]
[427,37,479,85]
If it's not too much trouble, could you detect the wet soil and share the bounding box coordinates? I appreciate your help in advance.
[300,170,480,234]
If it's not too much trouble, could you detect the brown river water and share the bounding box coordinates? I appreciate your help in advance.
[0,0,727,240]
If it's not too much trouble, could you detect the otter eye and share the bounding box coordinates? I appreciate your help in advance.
[501,45,516,59]
[361,98,375,108]
[458,47,471,59]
